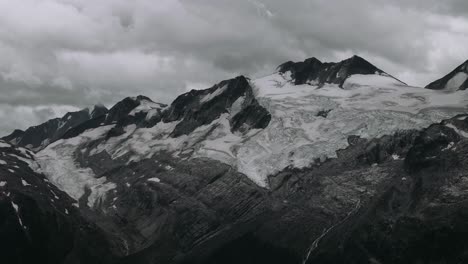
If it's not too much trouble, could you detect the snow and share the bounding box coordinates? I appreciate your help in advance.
[200,85,227,103]
[446,124,468,138]
[145,109,160,121]
[343,74,405,88]
[230,96,245,117]
[21,179,31,186]
[235,72,468,186]
[442,142,455,151]
[0,141,11,148]
[392,154,401,160]
[36,125,117,208]
[11,201,26,229]
[10,154,40,171]
[129,99,164,116]
[0,160,6,165]
[32,72,468,190]
[0,181,6,187]
[51,190,60,200]
[445,72,468,91]
[147,177,161,183]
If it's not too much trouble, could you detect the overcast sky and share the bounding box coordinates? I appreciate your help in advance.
[1,0,468,135]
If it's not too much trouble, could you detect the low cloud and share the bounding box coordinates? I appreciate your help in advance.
[0,0,467,135]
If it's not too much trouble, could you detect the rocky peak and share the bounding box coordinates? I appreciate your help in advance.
[278,57,323,85]
[2,129,25,145]
[104,96,150,123]
[426,59,468,90]
[277,55,399,87]
[162,75,271,137]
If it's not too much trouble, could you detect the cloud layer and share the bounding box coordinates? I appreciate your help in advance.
[0,0,467,135]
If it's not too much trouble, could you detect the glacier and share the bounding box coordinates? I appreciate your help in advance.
[34,71,468,204]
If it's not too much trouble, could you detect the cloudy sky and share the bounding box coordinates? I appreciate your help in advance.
[1,0,468,135]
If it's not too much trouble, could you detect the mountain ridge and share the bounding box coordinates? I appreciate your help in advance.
[2,104,108,151]
[277,55,406,87]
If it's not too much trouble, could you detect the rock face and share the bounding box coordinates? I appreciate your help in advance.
[278,55,404,87]
[2,55,468,264]
[426,60,468,90]
[2,105,108,151]
[162,75,271,136]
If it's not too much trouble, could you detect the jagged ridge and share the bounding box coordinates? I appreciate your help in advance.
[2,105,108,151]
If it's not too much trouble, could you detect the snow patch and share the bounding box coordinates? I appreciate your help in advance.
[21,179,31,186]
[442,142,455,151]
[343,74,404,89]
[129,99,164,116]
[147,177,161,183]
[445,72,468,91]
[36,125,117,208]
[10,154,40,171]
[446,124,468,138]
[200,85,227,103]
[11,201,26,229]
[0,142,11,148]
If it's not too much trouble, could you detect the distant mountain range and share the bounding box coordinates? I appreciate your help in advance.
[2,55,468,264]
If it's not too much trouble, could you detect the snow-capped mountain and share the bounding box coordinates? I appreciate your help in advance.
[3,55,468,264]
[426,59,468,90]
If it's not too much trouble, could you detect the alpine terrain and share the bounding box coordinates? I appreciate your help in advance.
[3,55,468,264]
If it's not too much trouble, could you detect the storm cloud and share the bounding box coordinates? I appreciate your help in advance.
[0,0,467,135]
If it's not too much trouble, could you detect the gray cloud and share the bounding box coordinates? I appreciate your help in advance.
[0,0,467,135]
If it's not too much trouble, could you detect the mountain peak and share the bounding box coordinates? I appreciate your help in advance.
[426,59,468,91]
[276,55,399,87]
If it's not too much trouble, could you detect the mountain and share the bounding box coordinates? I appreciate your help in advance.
[2,104,108,151]
[3,55,468,263]
[426,60,468,90]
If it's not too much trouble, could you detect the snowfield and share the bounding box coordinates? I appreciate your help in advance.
[36,125,117,207]
[34,72,468,199]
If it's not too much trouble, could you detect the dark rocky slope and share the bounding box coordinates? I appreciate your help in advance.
[0,142,116,264]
